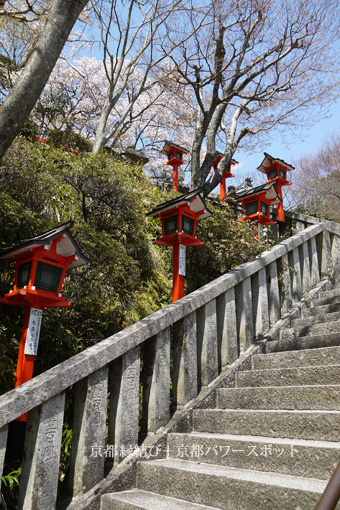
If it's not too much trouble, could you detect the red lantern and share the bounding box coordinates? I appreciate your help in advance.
[257,153,294,222]
[147,189,211,302]
[212,153,238,203]
[162,141,188,192]
[236,182,281,226]
[0,221,89,418]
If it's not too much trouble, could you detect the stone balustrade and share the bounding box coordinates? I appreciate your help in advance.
[1,216,340,510]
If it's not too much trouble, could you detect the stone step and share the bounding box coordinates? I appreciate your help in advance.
[167,432,340,480]
[216,385,340,411]
[193,409,340,441]
[281,320,340,341]
[136,459,327,510]
[101,490,219,510]
[303,302,340,317]
[236,365,340,388]
[266,332,340,353]
[313,288,340,301]
[291,310,340,328]
[311,292,340,308]
[252,346,340,370]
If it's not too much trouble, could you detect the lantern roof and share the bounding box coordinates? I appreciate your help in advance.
[257,152,295,174]
[235,182,281,205]
[147,187,212,220]
[213,152,239,166]
[0,221,89,268]
[161,140,188,155]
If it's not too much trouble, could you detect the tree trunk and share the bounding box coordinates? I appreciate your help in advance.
[0,0,89,162]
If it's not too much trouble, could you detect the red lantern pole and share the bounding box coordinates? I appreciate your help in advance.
[172,163,179,192]
[275,182,285,222]
[15,306,36,389]
[172,243,184,302]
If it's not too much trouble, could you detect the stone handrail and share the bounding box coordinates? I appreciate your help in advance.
[1,219,340,509]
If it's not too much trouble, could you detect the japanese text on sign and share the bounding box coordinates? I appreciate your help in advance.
[24,308,42,356]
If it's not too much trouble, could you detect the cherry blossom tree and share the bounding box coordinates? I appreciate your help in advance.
[165,0,340,194]
[0,0,89,161]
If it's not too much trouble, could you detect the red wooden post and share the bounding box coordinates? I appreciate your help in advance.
[172,244,184,302]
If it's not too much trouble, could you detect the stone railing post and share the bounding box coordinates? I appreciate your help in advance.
[323,230,335,280]
[18,393,65,510]
[310,236,320,287]
[108,347,140,466]
[216,287,238,369]
[268,261,280,326]
[280,255,293,313]
[236,277,254,351]
[253,267,270,337]
[172,312,198,409]
[141,328,170,434]
[197,299,218,388]
[68,367,108,497]
[290,247,302,301]
[0,425,8,482]
[301,241,312,293]
[331,233,340,277]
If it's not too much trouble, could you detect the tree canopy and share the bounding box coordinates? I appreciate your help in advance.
[0,135,268,394]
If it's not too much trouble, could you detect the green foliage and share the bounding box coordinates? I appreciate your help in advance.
[0,136,272,394]
[0,137,172,392]
[47,129,93,153]
[1,465,21,509]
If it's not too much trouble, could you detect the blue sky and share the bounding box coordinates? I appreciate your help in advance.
[232,98,340,187]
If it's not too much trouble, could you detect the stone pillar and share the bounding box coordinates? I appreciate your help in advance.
[253,268,270,337]
[280,256,293,313]
[172,312,198,408]
[301,241,311,293]
[141,328,170,434]
[108,347,140,465]
[290,248,302,301]
[69,367,108,496]
[296,220,306,232]
[0,425,8,482]
[332,234,340,277]
[269,261,281,326]
[310,236,320,287]
[197,299,218,389]
[18,393,65,510]
[323,230,334,280]
[216,287,238,369]
[236,277,254,352]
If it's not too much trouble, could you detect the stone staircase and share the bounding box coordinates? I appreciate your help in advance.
[101,282,340,510]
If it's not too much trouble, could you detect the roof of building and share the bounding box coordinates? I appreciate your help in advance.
[121,146,149,165]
